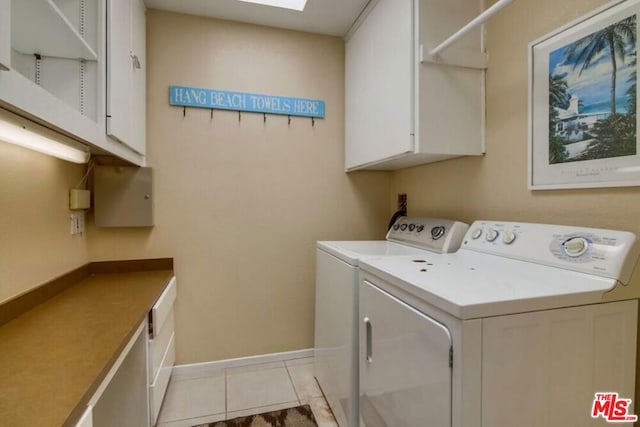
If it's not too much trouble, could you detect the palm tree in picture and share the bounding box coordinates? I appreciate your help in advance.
[548,74,569,163]
[565,15,636,115]
[549,73,570,109]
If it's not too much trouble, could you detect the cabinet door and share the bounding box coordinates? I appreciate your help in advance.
[107,0,145,155]
[345,0,414,170]
[130,0,145,154]
[360,280,452,427]
[0,0,9,71]
[74,406,93,427]
[93,324,149,427]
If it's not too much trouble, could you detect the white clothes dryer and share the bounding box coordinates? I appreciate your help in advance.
[314,217,469,426]
[358,221,640,427]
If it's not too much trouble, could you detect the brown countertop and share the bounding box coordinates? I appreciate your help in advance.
[0,262,174,426]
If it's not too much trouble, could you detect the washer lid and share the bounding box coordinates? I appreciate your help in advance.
[317,241,429,265]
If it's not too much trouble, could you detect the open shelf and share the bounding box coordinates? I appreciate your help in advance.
[11,0,97,61]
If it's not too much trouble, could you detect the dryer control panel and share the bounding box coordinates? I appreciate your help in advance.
[387,217,469,253]
[463,221,639,284]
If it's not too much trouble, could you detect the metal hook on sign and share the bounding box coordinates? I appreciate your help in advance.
[288,115,291,126]
[312,117,315,127]
[263,113,266,124]
[183,106,186,118]
[238,111,241,123]
[210,108,214,121]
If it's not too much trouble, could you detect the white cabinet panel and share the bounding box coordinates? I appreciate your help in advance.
[74,405,93,427]
[131,0,145,154]
[313,249,358,427]
[360,280,452,427]
[482,300,638,427]
[107,0,145,155]
[92,324,149,427]
[0,0,10,71]
[149,333,175,426]
[149,310,174,380]
[151,276,176,337]
[345,0,414,169]
[345,0,485,171]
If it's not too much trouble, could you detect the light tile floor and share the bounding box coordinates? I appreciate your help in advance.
[157,357,338,427]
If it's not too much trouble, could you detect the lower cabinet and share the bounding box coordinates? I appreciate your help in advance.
[75,276,177,427]
[93,324,149,427]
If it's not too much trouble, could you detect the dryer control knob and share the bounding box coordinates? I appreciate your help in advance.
[563,237,589,257]
[502,231,517,244]
[485,228,499,242]
[408,224,416,231]
[416,224,425,233]
[392,224,400,231]
[471,228,483,239]
[431,226,446,240]
[400,224,408,231]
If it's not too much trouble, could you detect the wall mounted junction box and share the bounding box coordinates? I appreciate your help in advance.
[69,189,91,210]
[94,166,153,227]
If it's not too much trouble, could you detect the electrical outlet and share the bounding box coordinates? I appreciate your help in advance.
[397,193,407,214]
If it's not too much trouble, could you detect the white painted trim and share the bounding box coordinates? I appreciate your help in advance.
[172,348,314,376]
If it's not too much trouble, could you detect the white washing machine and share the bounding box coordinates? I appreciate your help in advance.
[358,220,640,427]
[314,217,469,427]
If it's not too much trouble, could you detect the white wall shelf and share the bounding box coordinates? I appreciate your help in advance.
[428,0,514,56]
[12,0,97,60]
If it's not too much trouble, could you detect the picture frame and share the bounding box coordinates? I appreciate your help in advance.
[529,0,640,189]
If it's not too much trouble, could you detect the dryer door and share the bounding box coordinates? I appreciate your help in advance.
[360,280,452,427]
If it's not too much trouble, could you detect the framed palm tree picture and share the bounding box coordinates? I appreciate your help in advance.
[529,0,640,189]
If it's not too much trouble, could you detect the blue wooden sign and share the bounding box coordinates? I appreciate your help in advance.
[169,85,325,118]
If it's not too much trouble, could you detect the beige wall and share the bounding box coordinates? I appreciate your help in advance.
[391,0,640,398]
[0,115,89,303]
[392,0,640,264]
[88,11,390,364]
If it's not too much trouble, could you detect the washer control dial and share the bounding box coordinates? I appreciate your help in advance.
[563,237,589,257]
[502,231,517,244]
[431,226,446,240]
[485,228,499,242]
[471,228,483,239]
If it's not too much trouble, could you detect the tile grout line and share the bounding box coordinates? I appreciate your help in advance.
[284,363,302,404]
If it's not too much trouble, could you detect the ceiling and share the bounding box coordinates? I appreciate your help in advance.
[144,0,371,37]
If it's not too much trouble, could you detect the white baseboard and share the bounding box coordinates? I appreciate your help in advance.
[172,348,314,378]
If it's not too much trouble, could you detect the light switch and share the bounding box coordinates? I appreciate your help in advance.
[69,212,85,235]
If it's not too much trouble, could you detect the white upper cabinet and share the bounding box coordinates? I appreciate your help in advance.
[107,0,146,155]
[0,0,145,165]
[345,0,486,171]
[0,0,11,71]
